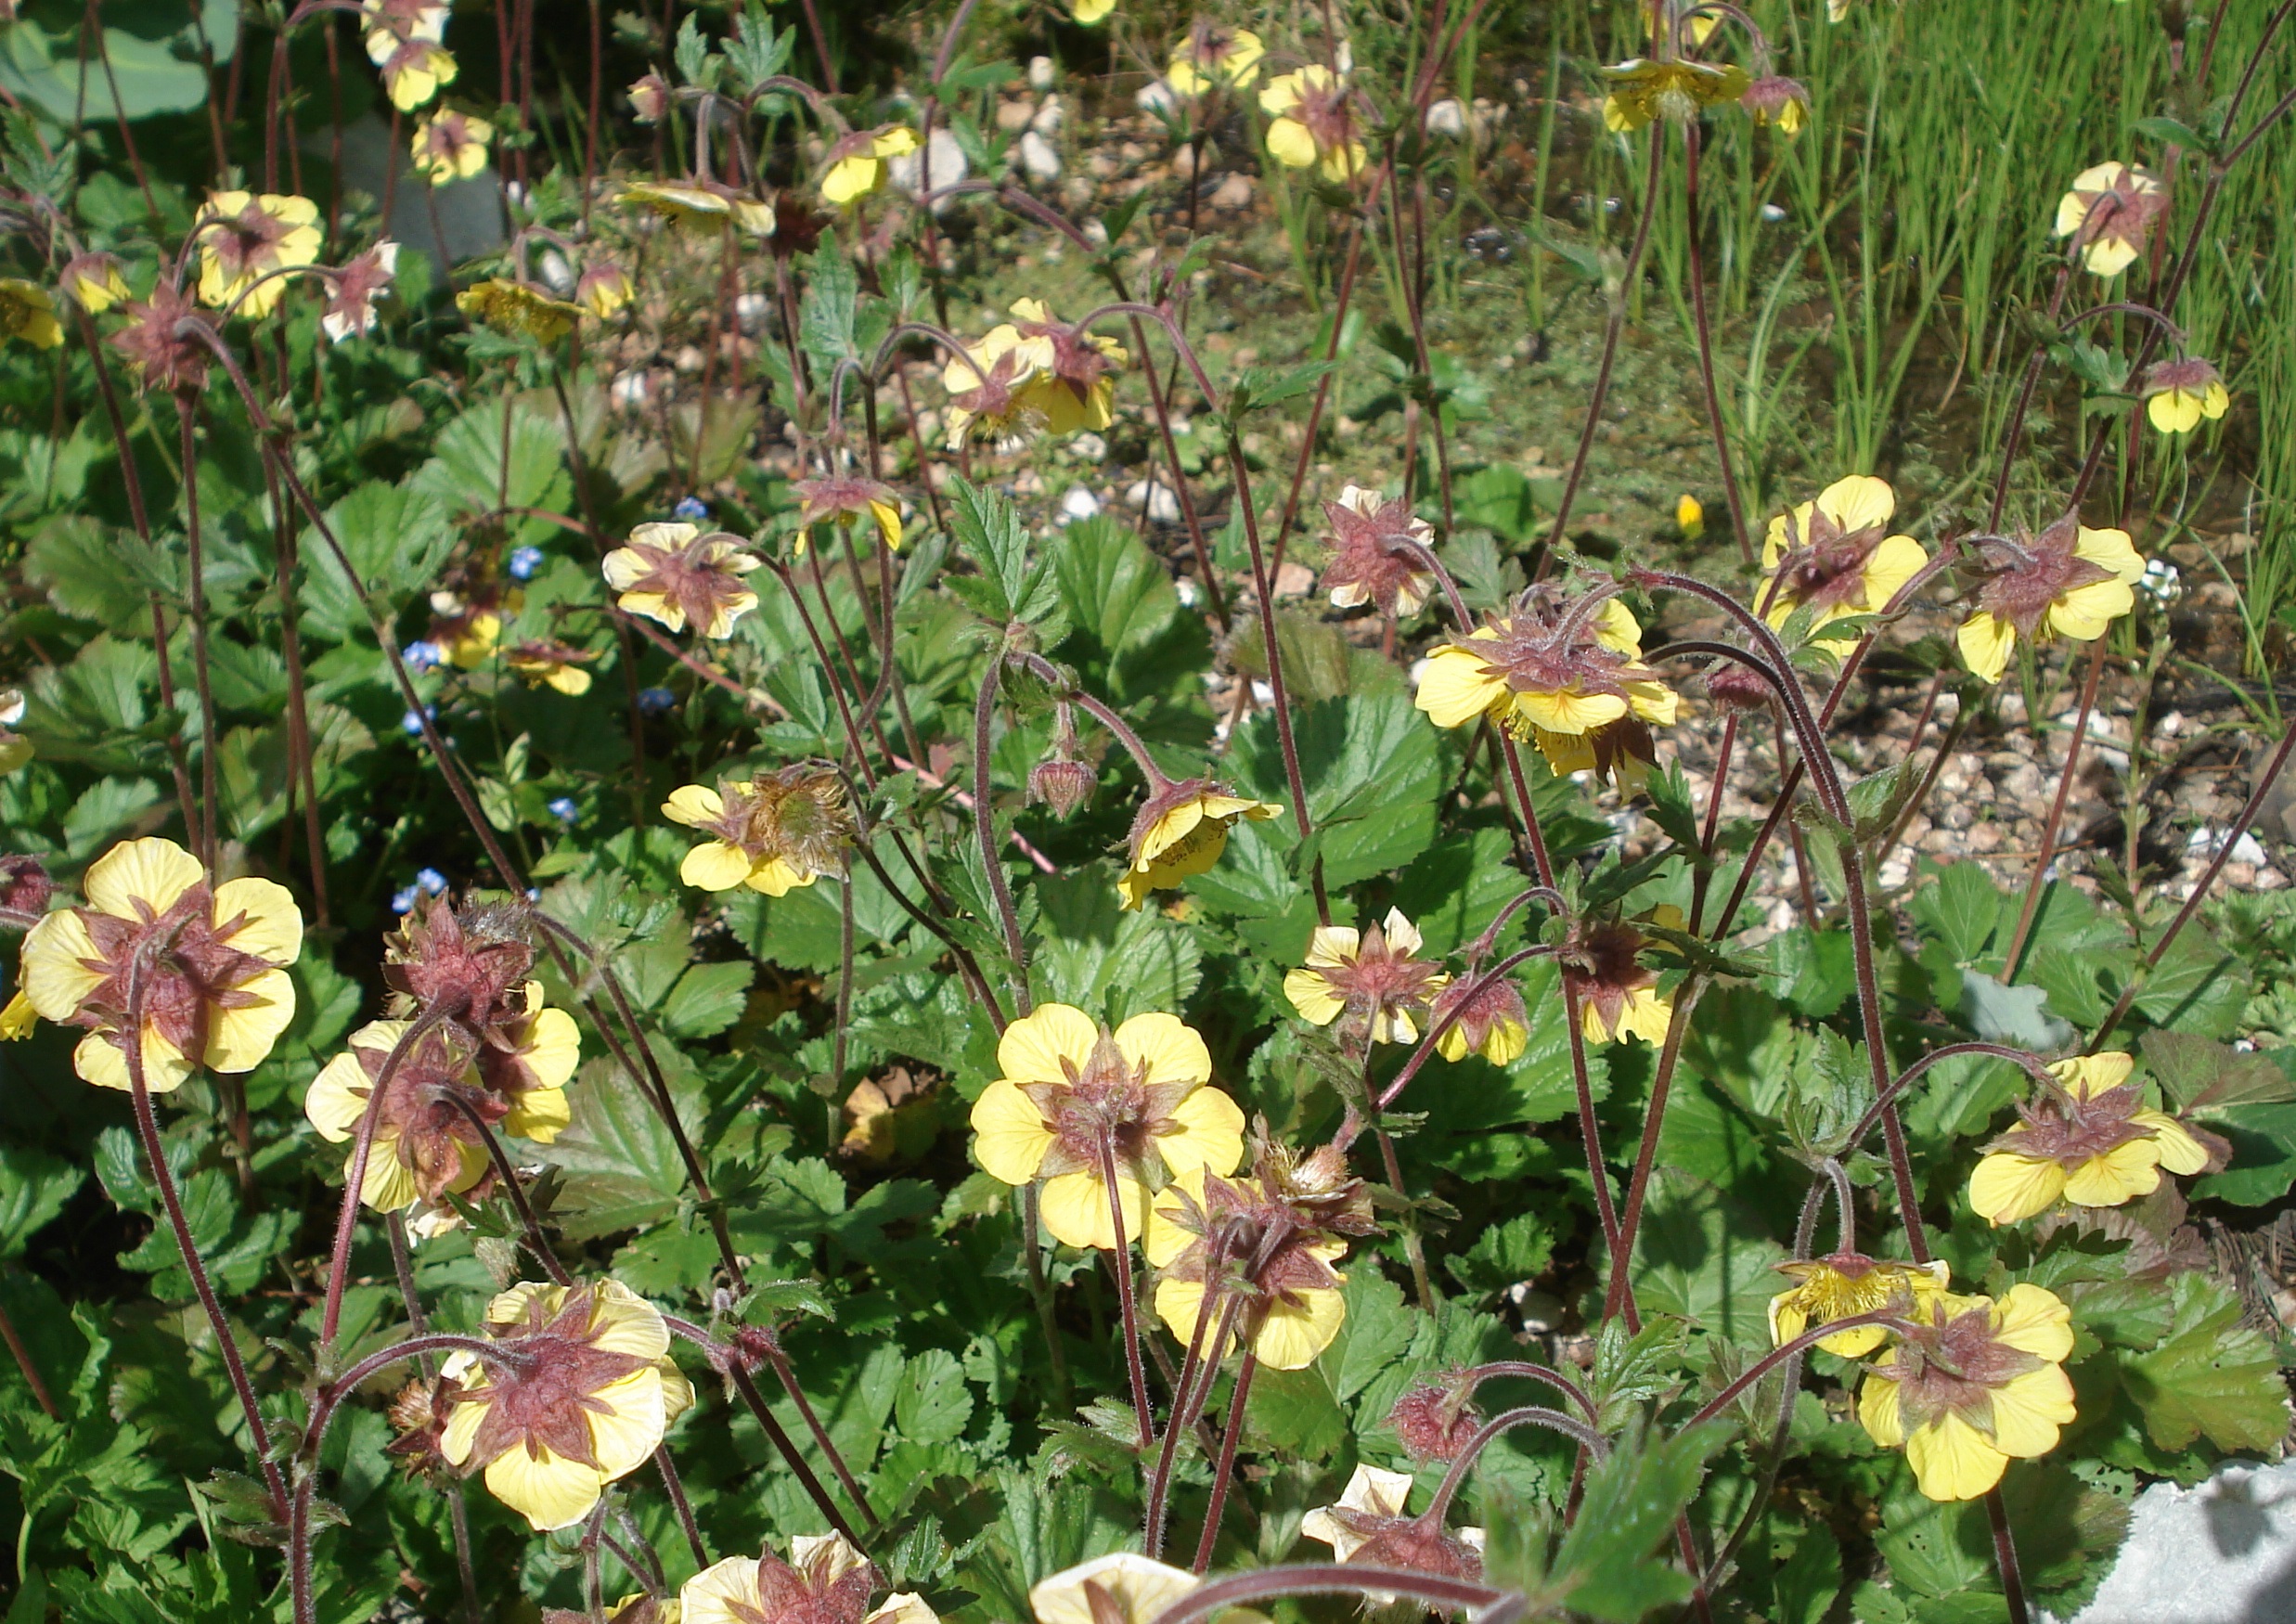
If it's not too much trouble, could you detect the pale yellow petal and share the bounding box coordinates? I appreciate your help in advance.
[304,1049,374,1141]
[1038,1168,1150,1251]
[680,840,755,892]
[19,909,104,1022]
[970,1077,1057,1184]
[585,1368,669,1479]
[484,1441,606,1530]
[1112,1012,1214,1090]
[1858,1372,1905,1448]
[1283,967,1345,1025]
[1413,645,1506,728]
[1815,474,1895,535]
[681,1556,765,1624]
[1031,1553,1199,1624]
[1253,1283,1347,1370]
[1956,613,2017,684]
[210,877,303,965]
[1157,1086,1245,1179]
[1904,1412,2008,1502]
[205,966,297,1072]
[2135,1111,2211,1176]
[662,784,725,827]
[999,1003,1101,1087]
[1990,1282,2075,1361]
[504,1087,572,1142]
[1988,1365,2076,1459]
[84,837,204,919]
[1968,1152,2065,1224]
[2059,1140,2161,1208]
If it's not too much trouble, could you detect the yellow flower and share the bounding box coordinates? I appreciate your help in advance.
[2141,359,2229,436]
[1167,24,1263,97]
[1260,66,1368,183]
[683,1533,934,1624]
[1967,1051,2211,1224]
[1033,1557,1196,1624]
[19,838,301,1092]
[662,767,854,896]
[61,254,131,315]
[440,1281,692,1530]
[0,279,60,349]
[1070,0,1113,21]
[439,609,502,668]
[377,38,458,112]
[456,278,582,342]
[504,640,594,695]
[411,110,493,184]
[193,191,322,318]
[1283,909,1448,1044]
[1768,1254,1951,1357]
[1118,777,1283,910]
[1858,1284,2076,1501]
[793,474,905,555]
[2053,161,2167,277]
[1956,513,2144,684]
[1675,493,1704,539]
[1428,973,1529,1065]
[968,1003,1245,1250]
[1759,475,1929,654]
[1,990,36,1039]
[1145,1162,1351,1369]
[602,522,762,638]
[620,179,777,237]
[1299,1463,1486,1572]
[1600,58,1749,133]
[821,126,920,206]
[303,1019,491,1211]
[576,264,635,318]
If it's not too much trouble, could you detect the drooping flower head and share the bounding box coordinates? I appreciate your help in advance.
[662,766,854,896]
[1758,475,1928,654]
[602,522,763,638]
[793,474,905,556]
[411,110,493,184]
[575,263,635,319]
[321,242,400,342]
[1769,1253,1951,1357]
[1146,1135,1371,1369]
[18,838,301,1091]
[439,1281,692,1530]
[627,73,671,122]
[969,1003,1245,1250]
[620,179,777,237]
[1427,971,1529,1065]
[1967,1052,2212,1224]
[1299,1463,1485,1579]
[1601,58,1749,132]
[2141,357,2229,436]
[303,1019,496,1210]
[1321,484,1436,618]
[456,278,583,342]
[1005,299,1129,436]
[1166,22,1264,97]
[1740,75,1809,135]
[59,253,131,315]
[1260,67,1368,182]
[940,318,1057,447]
[1413,586,1679,791]
[1857,1284,2076,1502]
[1283,909,1448,1046]
[504,640,595,695]
[109,287,211,394]
[376,36,458,110]
[361,0,447,59]
[1118,776,1283,910]
[1955,511,2144,683]
[684,1532,935,1624]
[820,125,921,206]
[2053,162,2168,277]
[194,191,322,318]
[381,891,536,1040]
[1559,915,1673,1046]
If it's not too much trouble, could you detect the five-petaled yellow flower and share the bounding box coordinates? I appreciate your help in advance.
[969,1003,1245,1250]
[620,179,777,237]
[1601,58,1749,133]
[1768,1253,1951,1358]
[1956,512,2144,684]
[1858,1284,2076,1502]
[439,1281,693,1530]
[602,522,763,638]
[1283,909,1447,1044]
[412,110,493,184]
[2054,161,2167,278]
[1967,1051,2210,1224]
[820,126,921,205]
[2142,358,2229,436]
[662,766,854,896]
[683,1532,935,1624]
[194,191,323,318]
[1166,24,1263,97]
[1119,777,1283,911]
[1145,1164,1349,1369]
[19,837,301,1092]
[1759,475,1929,655]
[1260,66,1368,182]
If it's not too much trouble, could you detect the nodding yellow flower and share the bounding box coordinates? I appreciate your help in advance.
[939,321,1053,447]
[411,110,493,184]
[793,474,905,555]
[61,253,131,315]
[1118,777,1283,910]
[1600,58,1750,133]
[1768,1253,1951,1357]
[1260,66,1368,183]
[1299,1463,1488,1574]
[1759,475,1929,655]
[1741,75,1809,135]
[1561,916,1673,1046]
[968,1003,1245,1250]
[1428,973,1529,1065]
[2054,161,2167,277]
[1145,1147,1363,1369]
[439,1281,692,1530]
[0,279,62,349]
[1,990,36,1040]
[619,179,777,237]
[437,608,502,669]
[682,1533,935,1624]
[377,38,458,112]
[2142,358,2229,435]
[661,765,854,896]
[321,242,400,342]
[1010,298,1129,434]
[456,278,583,342]
[820,125,920,206]
[1320,483,1438,618]
[1166,23,1264,97]
[1069,0,1114,21]
[1283,909,1448,1045]
[601,522,762,638]
[1675,493,1705,539]
[1967,1051,2212,1224]
[303,1019,491,1211]
[193,191,322,318]
[19,838,301,1092]
[1858,1284,2076,1502]
[575,264,635,319]
[504,640,594,696]
[361,0,448,64]
[1955,511,2144,684]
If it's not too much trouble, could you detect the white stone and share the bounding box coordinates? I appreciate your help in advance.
[538,249,575,294]
[1124,479,1181,524]
[886,128,969,210]
[1250,680,1275,706]
[1019,130,1062,181]
[609,371,652,408]
[1136,79,1180,117]
[734,292,769,333]
[1175,577,1201,608]
[1424,97,1466,136]
[1057,485,1102,524]
[1066,432,1108,462]
[1031,94,1065,135]
[2064,1459,2296,1624]
[1027,55,1055,91]
[2186,826,2268,866]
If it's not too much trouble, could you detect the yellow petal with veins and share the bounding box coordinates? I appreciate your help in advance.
[85,836,204,920]
[1112,1011,1213,1090]
[969,1077,1056,1185]
[999,1002,1100,1086]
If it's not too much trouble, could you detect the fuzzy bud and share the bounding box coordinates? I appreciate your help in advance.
[1387,1379,1484,1463]
[1028,756,1097,820]
[627,73,670,122]
[1705,664,1774,713]
[0,855,53,920]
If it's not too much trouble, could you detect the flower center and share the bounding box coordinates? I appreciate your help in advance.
[464,1294,653,1470]
[78,884,273,1055]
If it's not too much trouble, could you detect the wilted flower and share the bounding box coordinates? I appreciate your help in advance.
[381,892,535,1037]
[1956,511,2144,683]
[411,110,493,184]
[683,1533,933,1624]
[59,253,131,314]
[1769,1253,1951,1357]
[793,474,905,555]
[602,522,762,638]
[620,179,776,237]
[193,191,322,318]
[1261,66,1368,181]
[1741,75,1809,135]
[439,1281,693,1529]
[662,765,853,895]
[108,288,211,393]
[575,263,634,318]
[1601,58,1750,132]
[821,125,921,205]
[2141,357,2229,435]
[1119,776,1283,910]
[1759,475,1928,654]
[1283,909,1448,1045]
[1166,22,1264,97]
[1427,972,1529,1065]
[1858,1284,2076,1501]
[1968,1052,2212,1224]
[2054,161,2167,277]
[322,242,400,342]
[1321,484,1437,617]
[1560,916,1672,1046]
[18,838,301,1092]
[1413,586,1679,792]
[456,278,582,342]
[504,640,595,696]
[1029,756,1098,820]
[1299,1463,1485,1577]
[968,1003,1245,1249]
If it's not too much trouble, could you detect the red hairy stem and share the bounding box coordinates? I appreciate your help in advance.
[1682,121,1753,565]
[973,654,1032,1014]
[1097,1137,1156,1451]
[1190,1349,1259,1572]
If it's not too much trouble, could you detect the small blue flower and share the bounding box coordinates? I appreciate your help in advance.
[637,686,677,715]
[400,706,434,737]
[416,868,448,895]
[404,640,445,673]
[391,885,420,914]
[673,496,709,522]
[548,796,580,823]
[508,546,545,581]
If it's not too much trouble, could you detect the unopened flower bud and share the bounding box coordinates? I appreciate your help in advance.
[628,73,670,122]
[1388,1379,1484,1463]
[1705,664,1773,713]
[0,855,52,918]
[1742,75,1810,136]
[1028,756,1097,820]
